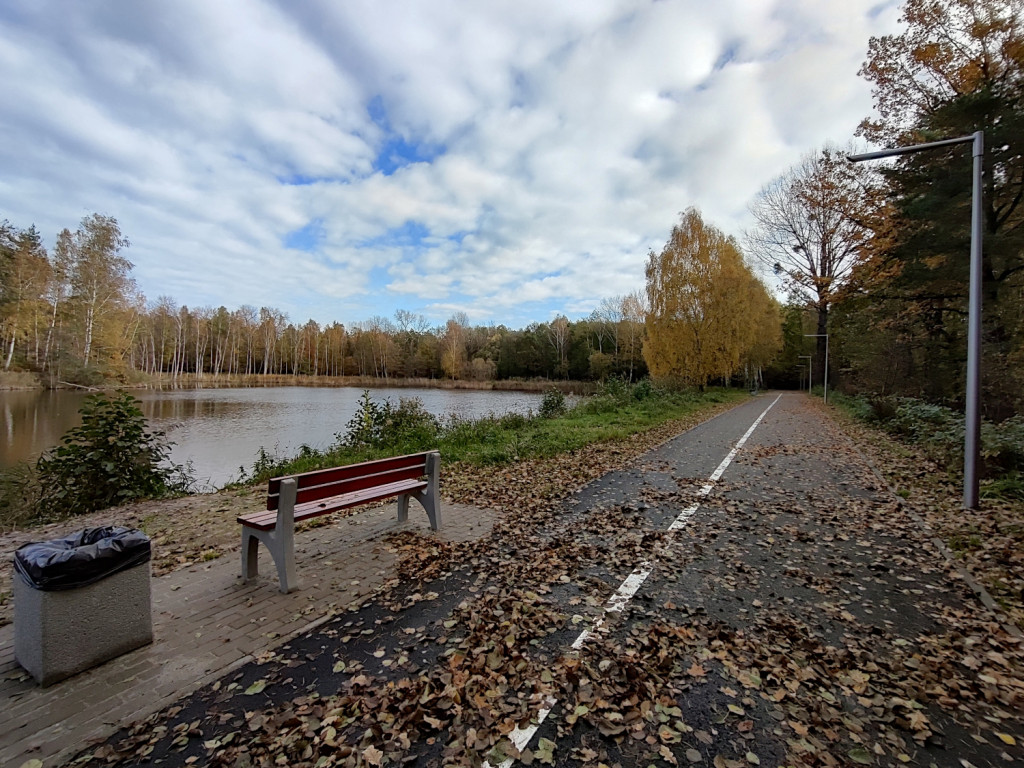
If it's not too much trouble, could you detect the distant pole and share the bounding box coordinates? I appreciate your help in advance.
[804,335,828,403]
[848,132,984,509]
[799,355,812,393]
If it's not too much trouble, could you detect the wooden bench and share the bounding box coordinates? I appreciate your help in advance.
[238,451,441,593]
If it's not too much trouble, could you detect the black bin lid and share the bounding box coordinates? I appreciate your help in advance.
[13,526,151,591]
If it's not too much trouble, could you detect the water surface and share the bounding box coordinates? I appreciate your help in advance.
[2,386,544,490]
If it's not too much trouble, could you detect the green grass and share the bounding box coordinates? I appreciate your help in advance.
[240,385,746,482]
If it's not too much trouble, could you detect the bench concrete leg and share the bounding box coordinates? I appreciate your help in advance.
[413,489,441,531]
[397,493,410,524]
[242,527,261,581]
[240,479,299,593]
[413,451,441,531]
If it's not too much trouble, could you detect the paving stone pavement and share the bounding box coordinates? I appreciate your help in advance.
[0,499,497,768]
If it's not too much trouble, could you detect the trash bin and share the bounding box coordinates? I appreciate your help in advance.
[13,526,153,686]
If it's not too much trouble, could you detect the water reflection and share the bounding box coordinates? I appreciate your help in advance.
[2,386,543,491]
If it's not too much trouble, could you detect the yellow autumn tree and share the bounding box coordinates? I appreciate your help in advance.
[644,209,781,388]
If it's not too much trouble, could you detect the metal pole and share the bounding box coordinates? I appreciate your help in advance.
[964,131,984,509]
[799,355,812,393]
[804,335,828,402]
[824,335,829,405]
[848,132,983,509]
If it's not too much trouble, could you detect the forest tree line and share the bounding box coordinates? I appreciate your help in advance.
[0,215,649,385]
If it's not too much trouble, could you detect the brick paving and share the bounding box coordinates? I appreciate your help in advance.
[0,500,497,768]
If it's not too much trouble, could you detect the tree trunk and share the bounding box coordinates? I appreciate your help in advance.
[815,305,828,387]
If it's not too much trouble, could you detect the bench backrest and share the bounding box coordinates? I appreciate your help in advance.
[266,452,432,510]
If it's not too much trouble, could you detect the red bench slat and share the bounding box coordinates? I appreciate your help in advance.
[266,453,430,509]
[288,465,427,508]
[240,478,428,531]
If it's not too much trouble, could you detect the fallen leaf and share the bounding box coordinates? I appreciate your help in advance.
[848,747,873,765]
[535,737,556,765]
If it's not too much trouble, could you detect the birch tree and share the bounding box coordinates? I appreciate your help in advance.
[63,214,135,369]
[645,209,781,387]
[0,223,50,370]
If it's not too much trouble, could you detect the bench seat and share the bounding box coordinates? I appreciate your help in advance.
[237,478,428,530]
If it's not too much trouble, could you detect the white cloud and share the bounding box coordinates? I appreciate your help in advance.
[0,0,902,327]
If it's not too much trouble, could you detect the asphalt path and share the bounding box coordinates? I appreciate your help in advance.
[74,393,1024,768]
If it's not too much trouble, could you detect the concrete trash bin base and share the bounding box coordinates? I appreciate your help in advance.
[14,561,153,687]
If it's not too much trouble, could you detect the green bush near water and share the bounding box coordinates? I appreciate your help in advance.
[35,393,195,516]
[538,388,566,418]
[0,393,195,529]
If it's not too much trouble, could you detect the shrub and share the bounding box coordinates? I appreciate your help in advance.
[35,393,194,517]
[340,391,440,449]
[633,378,654,401]
[341,391,386,447]
[867,396,897,422]
[380,397,441,447]
[600,376,630,403]
[497,411,529,431]
[982,414,1024,473]
[839,394,1024,478]
[539,388,567,418]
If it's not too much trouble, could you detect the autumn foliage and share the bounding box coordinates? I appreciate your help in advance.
[835,0,1024,418]
[643,209,781,389]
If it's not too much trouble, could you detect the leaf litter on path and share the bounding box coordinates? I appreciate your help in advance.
[64,397,1023,767]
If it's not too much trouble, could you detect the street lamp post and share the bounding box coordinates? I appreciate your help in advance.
[799,355,812,393]
[848,132,983,510]
[804,335,828,404]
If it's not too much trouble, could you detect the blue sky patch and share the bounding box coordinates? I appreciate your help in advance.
[358,220,431,250]
[278,174,321,186]
[367,96,445,175]
[284,219,325,251]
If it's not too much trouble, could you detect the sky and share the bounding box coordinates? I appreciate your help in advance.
[0,0,902,329]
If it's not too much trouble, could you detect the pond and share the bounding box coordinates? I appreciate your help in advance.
[1,386,546,490]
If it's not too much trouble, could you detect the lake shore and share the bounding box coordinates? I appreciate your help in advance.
[0,371,596,394]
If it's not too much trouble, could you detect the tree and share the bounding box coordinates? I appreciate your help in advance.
[645,209,780,387]
[63,214,136,369]
[746,147,872,383]
[258,307,286,374]
[850,0,1024,414]
[0,223,50,370]
[619,291,647,381]
[858,0,1024,145]
[548,315,571,378]
[440,313,468,379]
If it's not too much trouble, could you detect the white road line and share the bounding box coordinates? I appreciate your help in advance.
[482,394,783,768]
